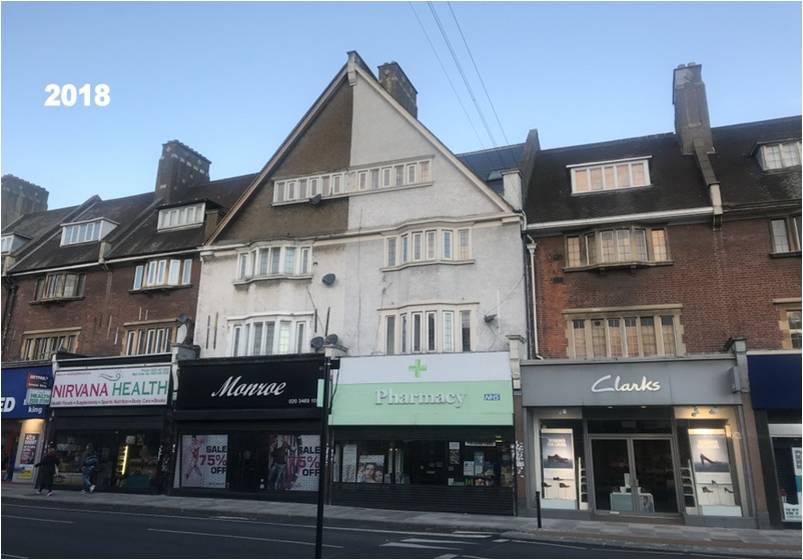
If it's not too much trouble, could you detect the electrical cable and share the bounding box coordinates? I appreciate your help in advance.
[408,2,486,149]
[447,2,511,146]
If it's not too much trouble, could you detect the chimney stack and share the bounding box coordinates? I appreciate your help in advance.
[672,63,713,155]
[155,140,211,203]
[378,62,418,118]
[1,175,48,228]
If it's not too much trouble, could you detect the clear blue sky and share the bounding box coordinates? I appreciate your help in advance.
[2,1,801,209]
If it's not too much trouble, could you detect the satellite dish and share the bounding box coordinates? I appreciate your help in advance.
[310,336,325,350]
[309,194,322,206]
[322,273,336,286]
[324,333,339,346]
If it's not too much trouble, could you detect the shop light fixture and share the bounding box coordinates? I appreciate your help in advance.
[709,406,719,415]
[691,406,700,417]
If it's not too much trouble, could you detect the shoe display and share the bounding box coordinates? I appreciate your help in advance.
[542,482,551,488]
[559,482,571,488]
[724,487,734,494]
[701,486,713,493]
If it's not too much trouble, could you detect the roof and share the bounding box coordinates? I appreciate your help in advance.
[709,116,802,208]
[524,116,802,225]
[107,173,256,259]
[2,205,78,244]
[457,143,525,194]
[525,132,709,224]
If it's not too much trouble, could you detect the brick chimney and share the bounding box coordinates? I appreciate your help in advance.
[154,140,211,203]
[378,62,418,118]
[672,63,713,155]
[1,175,48,228]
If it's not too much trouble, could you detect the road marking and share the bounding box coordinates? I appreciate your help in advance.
[380,542,460,551]
[402,538,476,545]
[1,503,490,539]
[491,538,509,543]
[146,528,343,548]
[511,539,587,550]
[1,514,74,524]
[1,554,29,559]
[434,555,458,559]
[451,531,494,538]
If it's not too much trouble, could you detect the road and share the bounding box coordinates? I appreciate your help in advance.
[1,502,738,559]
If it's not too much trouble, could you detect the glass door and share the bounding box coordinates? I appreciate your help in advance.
[592,439,633,512]
[632,438,678,514]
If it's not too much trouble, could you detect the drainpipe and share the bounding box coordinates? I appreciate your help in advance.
[526,236,541,358]
[1,278,18,357]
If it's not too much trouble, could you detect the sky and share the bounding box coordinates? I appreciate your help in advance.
[2,1,801,209]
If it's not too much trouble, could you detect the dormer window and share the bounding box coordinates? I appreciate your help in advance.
[758,141,801,170]
[60,219,115,246]
[157,202,205,231]
[569,157,651,194]
[1,234,28,254]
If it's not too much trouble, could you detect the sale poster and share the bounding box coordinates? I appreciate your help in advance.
[181,435,228,488]
[267,434,320,491]
[19,433,40,465]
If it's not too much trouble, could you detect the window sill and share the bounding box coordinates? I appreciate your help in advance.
[272,181,434,206]
[382,259,474,272]
[30,296,84,305]
[570,184,654,196]
[769,251,801,258]
[130,284,192,294]
[233,274,313,286]
[564,260,673,272]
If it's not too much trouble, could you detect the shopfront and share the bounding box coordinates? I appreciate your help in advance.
[330,352,516,515]
[48,355,172,493]
[173,355,324,502]
[748,352,802,528]
[522,356,755,527]
[1,363,52,483]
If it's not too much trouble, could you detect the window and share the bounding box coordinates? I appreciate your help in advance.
[566,227,668,268]
[123,324,173,355]
[387,237,397,267]
[425,231,436,260]
[277,321,292,354]
[21,330,79,361]
[134,258,192,289]
[457,229,471,260]
[236,246,312,281]
[1,234,26,254]
[0,235,11,253]
[759,141,802,170]
[358,171,368,191]
[570,159,650,193]
[34,272,85,301]
[61,219,112,246]
[384,228,470,268]
[157,203,205,231]
[383,307,472,354]
[382,167,392,188]
[442,230,453,260]
[770,216,801,254]
[295,322,306,354]
[401,235,409,264]
[232,326,242,357]
[788,311,802,349]
[412,232,423,261]
[406,163,418,184]
[567,311,682,359]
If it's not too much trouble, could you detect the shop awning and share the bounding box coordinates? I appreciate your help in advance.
[747,353,802,410]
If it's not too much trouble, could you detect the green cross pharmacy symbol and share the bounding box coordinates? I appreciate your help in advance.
[408,359,427,378]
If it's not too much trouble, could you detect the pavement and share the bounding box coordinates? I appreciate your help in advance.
[2,482,801,558]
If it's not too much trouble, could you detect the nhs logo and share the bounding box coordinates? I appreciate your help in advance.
[483,393,501,401]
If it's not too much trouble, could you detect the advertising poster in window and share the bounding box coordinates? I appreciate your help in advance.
[341,444,357,483]
[688,430,730,474]
[357,455,384,483]
[15,433,40,481]
[267,434,320,491]
[181,435,227,489]
[688,429,737,511]
[540,428,576,506]
[784,447,802,521]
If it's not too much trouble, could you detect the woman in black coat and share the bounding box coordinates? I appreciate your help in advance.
[34,444,60,496]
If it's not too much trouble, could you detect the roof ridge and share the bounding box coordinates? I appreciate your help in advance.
[457,143,525,157]
[711,115,802,132]
[540,131,676,153]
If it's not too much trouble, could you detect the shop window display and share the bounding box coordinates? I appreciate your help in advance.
[539,421,586,510]
[772,437,802,522]
[336,439,513,487]
[54,431,160,491]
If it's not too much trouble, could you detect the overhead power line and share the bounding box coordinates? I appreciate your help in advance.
[408,2,486,149]
[427,1,498,148]
[447,2,511,146]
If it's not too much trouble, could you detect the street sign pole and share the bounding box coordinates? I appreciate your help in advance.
[314,357,333,559]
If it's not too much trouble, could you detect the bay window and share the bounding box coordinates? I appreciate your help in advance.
[34,272,85,301]
[384,227,472,268]
[235,245,313,281]
[565,226,668,268]
[228,315,312,357]
[383,307,473,355]
[770,216,801,254]
[133,258,192,290]
[567,309,684,359]
[122,323,174,355]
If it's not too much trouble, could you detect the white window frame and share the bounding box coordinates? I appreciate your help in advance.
[383,306,474,355]
[157,203,205,231]
[60,219,110,246]
[567,311,683,359]
[760,141,802,170]
[569,158,651,194]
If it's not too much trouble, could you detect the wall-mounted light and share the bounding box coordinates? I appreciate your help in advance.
[708,406,719,415]
[691,406,700,417]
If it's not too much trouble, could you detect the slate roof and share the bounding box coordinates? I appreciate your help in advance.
[2,205,80,245]
[9,173,255,272]
[709,116,802,208]
[457,143,525,194]
[107,173,256,258]
[524,116,801,224]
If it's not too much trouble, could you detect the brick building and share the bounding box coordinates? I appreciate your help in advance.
[519,64,800,529]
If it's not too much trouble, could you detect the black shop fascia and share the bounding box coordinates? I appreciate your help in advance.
[172,354,325,502]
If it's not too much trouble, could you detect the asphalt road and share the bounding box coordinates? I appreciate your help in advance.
[1,502,738,559]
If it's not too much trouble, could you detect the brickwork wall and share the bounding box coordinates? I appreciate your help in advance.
[3,257,201,359]
[534,216,801,358]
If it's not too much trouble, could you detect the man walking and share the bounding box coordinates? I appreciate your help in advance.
[81,443,98,494]
[34,444,60,496]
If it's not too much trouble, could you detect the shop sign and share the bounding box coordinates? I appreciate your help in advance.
[0,366,52,419]
[51,365,170,408]
[177,358,322,410]
[591,374,662,393]
[331,353,513,426]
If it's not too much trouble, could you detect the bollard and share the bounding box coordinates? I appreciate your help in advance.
[536,490,542,529]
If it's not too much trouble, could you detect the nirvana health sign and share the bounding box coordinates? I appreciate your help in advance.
[51,365,170,407]
[331,352,513,426]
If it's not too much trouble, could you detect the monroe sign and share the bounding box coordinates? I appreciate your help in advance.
[51,365,170,408]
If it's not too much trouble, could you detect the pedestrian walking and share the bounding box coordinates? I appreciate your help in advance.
[81,443,98,494]
[34,444,60,496]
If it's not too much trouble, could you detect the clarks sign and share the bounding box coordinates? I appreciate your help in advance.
[591,374,662,393]
[177,357,322,410]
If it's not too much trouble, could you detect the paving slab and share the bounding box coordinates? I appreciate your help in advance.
[2,483,800,558]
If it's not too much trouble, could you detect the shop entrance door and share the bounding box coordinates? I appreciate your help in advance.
[591,436,678,515]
